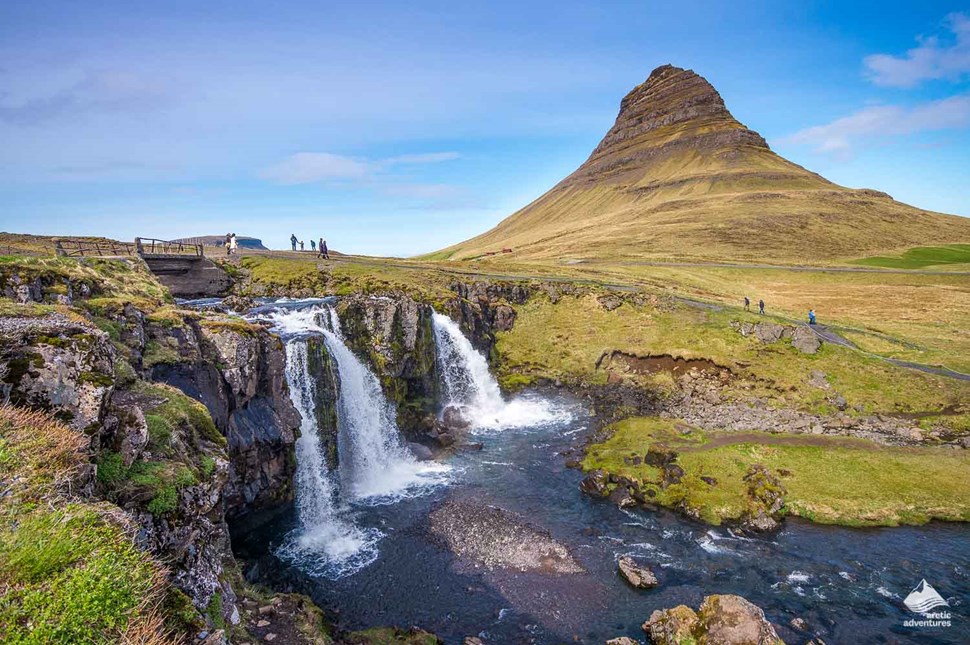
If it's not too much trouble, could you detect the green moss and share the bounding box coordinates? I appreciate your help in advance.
[852,244,970,269]
[0,505,159,644]
[205,591,225,629]
[143,340,180,367]
[147,485,179,516]
[583,417,970,526]
[200,455,216,479]
[145,413,173,451]
[95,451,126,486]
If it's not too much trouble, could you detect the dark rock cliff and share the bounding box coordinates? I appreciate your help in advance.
[335,295,440,438]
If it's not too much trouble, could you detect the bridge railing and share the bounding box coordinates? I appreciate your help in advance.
[54,238,136,257]
[135,238,204,257]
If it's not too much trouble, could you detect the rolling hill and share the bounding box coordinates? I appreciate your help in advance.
[435,65,970,263]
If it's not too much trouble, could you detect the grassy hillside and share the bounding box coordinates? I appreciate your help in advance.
[432,66,970,263]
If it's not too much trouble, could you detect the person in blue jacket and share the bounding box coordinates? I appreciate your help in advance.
[808,309,817,325]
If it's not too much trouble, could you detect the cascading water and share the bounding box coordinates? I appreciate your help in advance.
[431,311,567,429]
[259,301,447,577]
[324,310,448,500]
[279,338,379,575]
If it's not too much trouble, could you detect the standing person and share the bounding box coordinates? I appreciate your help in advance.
[229,233,238,255]
[299,240,304,251]
[808,309,817,325]
[758,299,765,315]
[744,296,750,311]
[225,233,232,256]
[290,233,297,251]
[310,239,316,253]
[320,238,329,260]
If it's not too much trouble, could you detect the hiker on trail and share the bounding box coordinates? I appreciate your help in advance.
[744,296,750,311]
[229,233,238,255]
[225,233,232,256]
[808,309,817,325]
[290,234,297,251]
[310,239,316,252]
[299,240,304,251]
[759,299,765,315]
[318,238,329,260]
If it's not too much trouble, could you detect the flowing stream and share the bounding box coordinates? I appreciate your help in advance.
[237,299,969,644]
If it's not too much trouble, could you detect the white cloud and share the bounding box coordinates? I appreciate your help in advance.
[260,150,460,184]
[781,94,970,156]
[383,152,461,165]
[864,12,970,87]
[259,152,371,184]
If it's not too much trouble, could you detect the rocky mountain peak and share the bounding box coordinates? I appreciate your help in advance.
[583,64,768,173]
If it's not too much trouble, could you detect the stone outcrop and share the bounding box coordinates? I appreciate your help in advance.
[0,314,115,432]
[146,320,301,521]
[617,556,659,588]
[644,594,784,645]
[336,295,439,437]
[445,280,531,354]
[730,320,821,354]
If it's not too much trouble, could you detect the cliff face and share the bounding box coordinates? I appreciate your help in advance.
[0,262,301,631]
[335,295,440,438]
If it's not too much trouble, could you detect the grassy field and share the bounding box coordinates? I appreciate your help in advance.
[582,417,970,526]
[496,292,970,423]
[851,244,970,269]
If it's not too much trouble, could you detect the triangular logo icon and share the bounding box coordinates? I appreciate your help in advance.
[903,579,949,614]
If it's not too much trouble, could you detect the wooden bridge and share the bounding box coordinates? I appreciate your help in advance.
[54,237,230,298]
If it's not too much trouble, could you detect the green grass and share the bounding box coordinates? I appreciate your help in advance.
[583,417,970,526]
[496,292,970,423]
[0,407,167,643]
[852,244,970,269]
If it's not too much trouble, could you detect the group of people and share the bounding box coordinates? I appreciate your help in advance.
[744,296,817,325]
[290,233,329,259]
[224,233,238,255]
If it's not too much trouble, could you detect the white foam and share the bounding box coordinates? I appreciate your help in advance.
[431,312,572,431]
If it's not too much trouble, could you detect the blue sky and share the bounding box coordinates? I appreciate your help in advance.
[1,1,968,256]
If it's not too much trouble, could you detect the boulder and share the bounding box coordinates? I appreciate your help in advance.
[409,442,434,461]
[606,638,640,645]
[754,323,787,343]
[697,595,784,644]
[441,405,471,431]
[644,605,699,644]
[492,304,517,331]
[579,469,610,498]
[644,595,784,645]
[791,327,821,354]
[617,556,659,588]
[608,487,637,509]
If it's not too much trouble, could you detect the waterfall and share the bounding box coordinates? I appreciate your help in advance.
[260,301,447,577]
[431,311,565,430]
[323,309,447,500]
[280,339,378,575]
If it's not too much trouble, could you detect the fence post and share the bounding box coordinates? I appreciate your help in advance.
[53,239,66,257]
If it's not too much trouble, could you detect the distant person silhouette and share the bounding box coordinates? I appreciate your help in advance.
[759,299,765,315]
[318,238,329,260]
[744,296,750,311]
[808,309,817,325]
[225,233,232,256]
[229,233,238,255]
[310,239,316,252]
[299,240,304,251]
[290,233,297,251]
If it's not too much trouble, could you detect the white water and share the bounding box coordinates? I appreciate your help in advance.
[431,311,568,430]
[279,339,379,575]
[324,310,449,500]
[262,302,447,576]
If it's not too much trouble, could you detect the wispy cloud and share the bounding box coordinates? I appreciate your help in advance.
[383,152,461,165]
[0,70,173,126]
[780,94,970,157]
[380,183,482,209]
[259,153,371,184]
[864,12,970,88]
[260,150,460,185]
